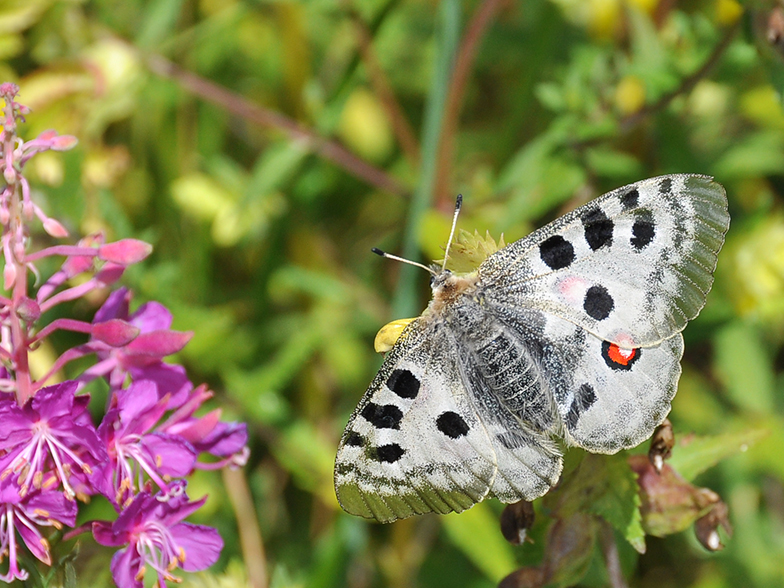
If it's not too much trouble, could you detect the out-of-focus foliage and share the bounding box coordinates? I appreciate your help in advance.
[4,0,784,586]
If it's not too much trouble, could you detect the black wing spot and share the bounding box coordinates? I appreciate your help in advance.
[361,403,403,429]
[584,285,614,320]
[436,411,470,439]
[373,443,405,463]
[565,383,598,429]
[540,235,575,270]
[601,341,641,371]
[631,219,655,250]
[582,208,614,250]
[344,431,364,447]
[620,188,639,209]
[659,177,673,193]
[386,368,420,399]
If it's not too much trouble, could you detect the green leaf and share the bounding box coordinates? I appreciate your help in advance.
[584,147,642,179]
[586,455,645,554]
[668,428,769,482]
[274,421,335,502]
[712,131,784,180]
[713,321,775,413]
[442,503,517,581]
[551,453,645,553]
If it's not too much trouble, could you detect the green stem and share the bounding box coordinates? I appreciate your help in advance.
[391,0,461,318]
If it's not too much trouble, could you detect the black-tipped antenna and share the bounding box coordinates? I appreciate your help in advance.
[442,194,463,271]
[372,247,437,276]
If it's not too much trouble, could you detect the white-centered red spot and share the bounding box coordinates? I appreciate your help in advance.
[607,343,636,365]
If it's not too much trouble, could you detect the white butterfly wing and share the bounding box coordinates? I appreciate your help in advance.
[335,319,562,523]
[542,315,684,453]
[481,174,728,348]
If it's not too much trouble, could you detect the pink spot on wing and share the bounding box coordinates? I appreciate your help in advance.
[558,276,588,304]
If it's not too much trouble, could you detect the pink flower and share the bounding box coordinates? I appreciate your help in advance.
[92,482,222,588]
[0,382,105,499]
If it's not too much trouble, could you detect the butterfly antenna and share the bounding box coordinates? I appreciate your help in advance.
[442,194,463,271]
[371,248,438,276]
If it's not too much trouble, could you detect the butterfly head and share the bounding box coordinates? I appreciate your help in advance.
[429,268,478,314]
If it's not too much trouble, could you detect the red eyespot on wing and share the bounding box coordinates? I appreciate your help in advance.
[601,340,641,371]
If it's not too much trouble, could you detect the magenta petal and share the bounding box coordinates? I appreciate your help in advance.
[98,239,152,265]
[92,319,140,347]
[31,381,78,418]
[170,523,223,571]
[130,301,172,332]
[94,288,131,323]
[115,381,164,430]
[196,421,248,457]
[95,262,126,286]
[128,364,191,406]
[93,521,126,546]
[110,545,143,588]
[25,490,78,527]
[16,522,50,564]
[142,434,196,477]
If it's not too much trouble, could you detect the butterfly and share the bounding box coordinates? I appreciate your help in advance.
[335,174,729,523]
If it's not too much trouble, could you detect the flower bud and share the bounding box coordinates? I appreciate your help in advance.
[92,319,140,347]
[694,497,731,552]
[43,218,69,238]
[51,134,78,151]
[500,500,535,545]
[648,419,674,473]
[98,239,153,265]
[3,262,16,290]
[44,218,68,239]
[16,297,41,322]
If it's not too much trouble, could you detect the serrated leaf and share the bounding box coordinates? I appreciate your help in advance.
[585,454,645,553]
[668,428,769,482]
[549,453,645,553]
[64,562,77,588]
[442,503,517,581]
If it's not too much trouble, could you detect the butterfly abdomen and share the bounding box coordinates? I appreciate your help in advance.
[448,300,557,434]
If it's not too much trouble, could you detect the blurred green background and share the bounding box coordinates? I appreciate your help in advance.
[4,0,784,586]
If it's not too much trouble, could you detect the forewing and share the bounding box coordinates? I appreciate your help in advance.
[480,174,728,347]
[335,319,561,523]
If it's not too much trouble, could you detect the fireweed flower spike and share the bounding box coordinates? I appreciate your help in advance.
[0,83,247,584]
[92,482,223,588]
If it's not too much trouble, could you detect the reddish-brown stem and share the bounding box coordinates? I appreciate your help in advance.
[145,53,409,197]
[619,20,740,132]
[349,9,421,167]
[434,0,511,206]
[600,522,629,588]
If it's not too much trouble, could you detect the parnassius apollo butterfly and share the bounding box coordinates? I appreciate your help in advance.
[335,174,729,523]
